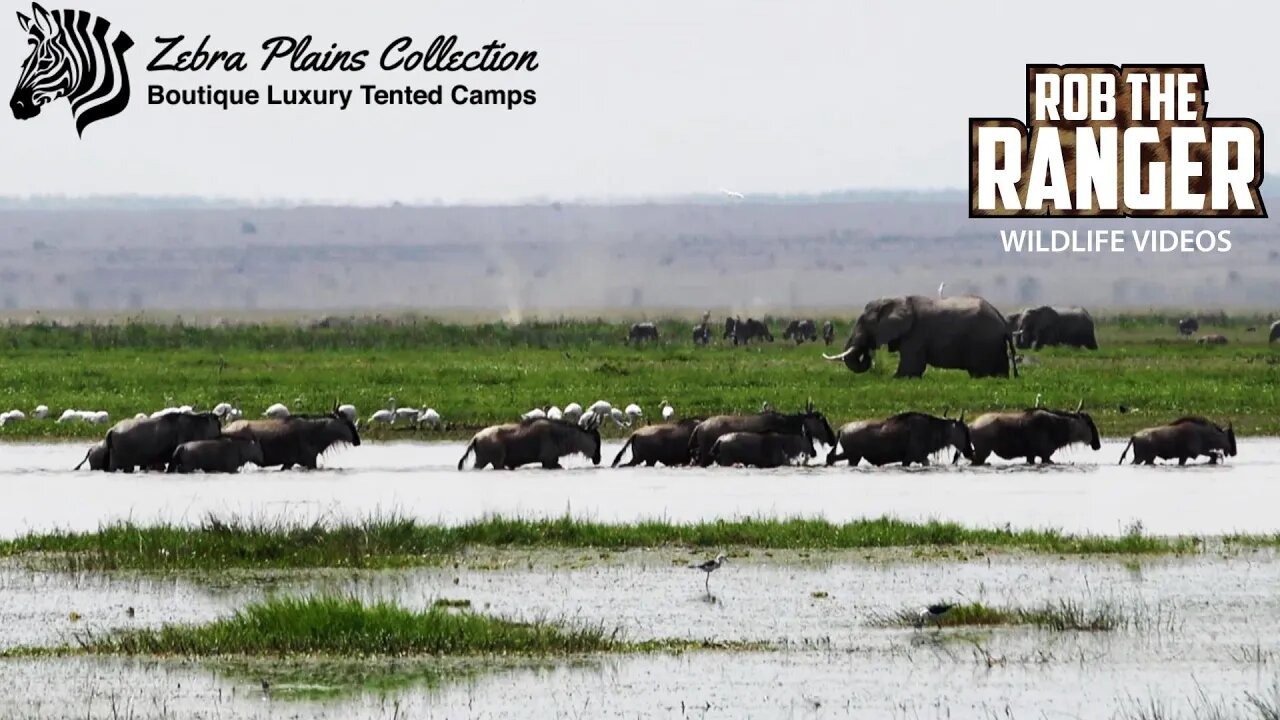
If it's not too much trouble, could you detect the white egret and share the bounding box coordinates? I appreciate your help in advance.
[624,403,643,422]
[337,404,357,423]
[563,403,584,422]
[32,405,48,420]
[522,407,547,421]
[264,403,290,419]
[547,406,563,421]
[661,400,675,422]
[720,188,745,200]
[418,408,442,429]
[609,407,631,428]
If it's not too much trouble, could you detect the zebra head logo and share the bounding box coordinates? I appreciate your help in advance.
[10,3,133,137]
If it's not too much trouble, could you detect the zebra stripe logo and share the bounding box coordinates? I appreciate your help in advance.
[10,3,133,137]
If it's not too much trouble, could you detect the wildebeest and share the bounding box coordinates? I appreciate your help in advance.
[826,412,973,467]
[1177,318,1200,336]
[688,402,835,467]
[692,322,712,345]
[724,316,774,346]
[1012,306,1098,350]
[1197,334,1228,345]
[459,417,601,470]
[103,412,224,472]
[783,319,818,344]
[1271,320,1280,343]
[1119,417,1236,465]
[73,440,108,471]
[821,320,835,346]
[167,435,265,474]
[963,404,1101,465]
[612,418,703,467]
[224,409,361,470]
[709,431,816,468]
[628,322,659,343]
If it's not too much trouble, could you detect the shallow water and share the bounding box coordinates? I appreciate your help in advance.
[1,438,1277,536]
[2,551,1280,718]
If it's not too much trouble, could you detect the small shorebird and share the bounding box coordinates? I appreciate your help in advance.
[691,553,728,592]
[915,603,954,630]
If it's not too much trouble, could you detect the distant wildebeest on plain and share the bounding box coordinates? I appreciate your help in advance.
[692,322,712,345]
[821,320,835,346]
[1119,417,1236,466]
[723,316,774,346]
[1197,334,1228,345]
[1271,320,1280,343]
[459,417,601,470]
[1177,318,1200,336]
[628,322,659,343]
[783,319,818,344]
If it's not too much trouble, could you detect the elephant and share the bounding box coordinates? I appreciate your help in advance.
[783,319,818,344]
[821,320,835,346]
[1197,334,1229,345]
[458,417,601,470]
[612,418,704,467]
[1177,318,1199,336]
[823,295,1017,378]
[1013,306,1098,350]
[73,440,108,471]
[709,431,816,468]
[628,322,659,343]
[724,316,773,345]
[167,435,264,474]
[1119,417,1236,465]
[1271,320,1280,343]
[224,409,360,470]
[962,404,1101,465]
[103,412,224,473]
[826,412,973,467]
[688,402,835,467]
[1005,311,1023,334]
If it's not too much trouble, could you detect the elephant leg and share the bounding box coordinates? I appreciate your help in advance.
[894,353,928,378]
[1208,454,1219,465]
[825,449,844,466]
[848,455,861,467]
[644,460,656,467]
[968,452,988,466]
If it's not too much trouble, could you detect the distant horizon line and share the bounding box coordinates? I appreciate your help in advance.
[0,187,968,210]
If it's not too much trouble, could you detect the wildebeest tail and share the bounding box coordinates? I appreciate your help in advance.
[611,435,635,468]
[457,438,477,471]
[166,448,181,473]
[1118,438,1133,464]
[73,447,93,471]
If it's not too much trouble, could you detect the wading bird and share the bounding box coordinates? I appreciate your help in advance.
[213,403,233,418]
[662,400,675,422]
[690,553,728,593]
[263,403,290,419]
[547,405,563,421]
[609,407,631,428]
[337,404,357,423]
[522,407,547,421]
[32,405,48,420]
[720,188,745,200]
[563,403,584,423]
[915,603,954,630]
[418,408,441,429]
[624,403,643,423]
[938,281,946,298]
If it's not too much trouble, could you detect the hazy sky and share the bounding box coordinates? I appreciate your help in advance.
[1,0,1274,204]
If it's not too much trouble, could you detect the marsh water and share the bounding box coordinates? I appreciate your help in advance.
[2,440,1280,718]
[1,438,1279,536]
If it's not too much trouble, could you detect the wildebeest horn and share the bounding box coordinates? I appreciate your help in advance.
[958,410,965,423]
[941,407,950,419]
[1075,399,1084,412]
[822,348,855,361]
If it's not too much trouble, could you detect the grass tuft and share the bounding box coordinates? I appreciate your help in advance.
[874,600,1132,631]
[60,595,623,657]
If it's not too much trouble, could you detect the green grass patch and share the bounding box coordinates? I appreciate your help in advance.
[875,599,1128,632]
[62,595,623,657]
[0,314,1277,442]
[0,513,1197,571]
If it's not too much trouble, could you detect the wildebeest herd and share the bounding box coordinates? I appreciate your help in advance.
[457,401,1237,471]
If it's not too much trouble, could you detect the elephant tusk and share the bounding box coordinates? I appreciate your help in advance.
[822,348,856,361]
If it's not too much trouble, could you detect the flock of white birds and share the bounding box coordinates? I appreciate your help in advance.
[0,398,679,431]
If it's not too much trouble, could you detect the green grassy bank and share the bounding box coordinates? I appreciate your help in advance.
[0,315,1276,441]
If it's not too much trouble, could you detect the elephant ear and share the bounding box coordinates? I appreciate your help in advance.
[875,297,916,347]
